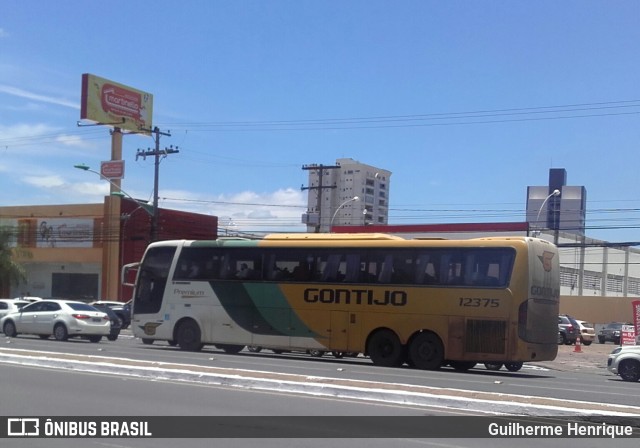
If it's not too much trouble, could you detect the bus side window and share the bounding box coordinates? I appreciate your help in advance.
[220,255,235,279]
[443,254,464,286]
[344,254,361,283]
[378,255,393,283]
[321,254,342,282]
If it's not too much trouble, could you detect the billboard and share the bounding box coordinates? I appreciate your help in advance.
[80,74,153,135]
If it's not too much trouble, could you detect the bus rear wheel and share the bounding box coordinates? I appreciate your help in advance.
[177,320,204,352]
[215,344,245,354]
[408,331,444,370]
[367,329,403,367]
[484,362,503,371]
[504,362,523,372]
[449,361,476,371]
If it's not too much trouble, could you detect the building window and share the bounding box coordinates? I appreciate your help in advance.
[582,271,601,291]
[628,278,640,295]
[606,275,623,293]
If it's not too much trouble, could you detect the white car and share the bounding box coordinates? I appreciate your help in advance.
[0,299,110,342]
[575,320,596,346]
[13,296,43,303]
[607,345,640,382]
[0,299,31,321]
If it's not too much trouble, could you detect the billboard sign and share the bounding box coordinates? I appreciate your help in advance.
[633,300,640,344]
[81,74,153,135]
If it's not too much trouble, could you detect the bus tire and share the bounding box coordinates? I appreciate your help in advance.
[367,329,404,367]
[504,362,523,372]
[449,361,476,371]
[408,331,444,370]
[484,362,503,371]
[215,344,245,354]
[177,320,204,352]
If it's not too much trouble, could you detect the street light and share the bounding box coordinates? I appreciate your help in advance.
[330,196,360,232]
[533,189,561,237]
[74,164,154,218]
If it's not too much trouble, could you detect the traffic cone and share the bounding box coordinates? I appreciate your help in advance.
[573,338,582,353]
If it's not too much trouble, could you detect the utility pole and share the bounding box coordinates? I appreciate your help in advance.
[301,163,340,232]
[136,126,179,242]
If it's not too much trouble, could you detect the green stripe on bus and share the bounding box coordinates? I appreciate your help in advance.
[211,282,317,337]
[244,283,318,337]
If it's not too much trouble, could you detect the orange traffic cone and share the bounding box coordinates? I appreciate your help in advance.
[573,338,582,353]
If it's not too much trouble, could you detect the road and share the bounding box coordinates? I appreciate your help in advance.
[1,331,638,411]
[1,331,640,448]
[1,362,639,448]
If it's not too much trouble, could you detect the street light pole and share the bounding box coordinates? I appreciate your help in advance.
[533,189,561,237]
[330,196,360,232]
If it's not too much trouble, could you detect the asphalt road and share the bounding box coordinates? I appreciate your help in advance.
[2,362,639,448]
[1,331,639,413]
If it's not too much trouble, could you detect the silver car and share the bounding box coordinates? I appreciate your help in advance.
[607,345,640,382]
[0,299,110,342]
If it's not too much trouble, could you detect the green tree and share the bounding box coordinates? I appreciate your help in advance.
[0,228,27,293]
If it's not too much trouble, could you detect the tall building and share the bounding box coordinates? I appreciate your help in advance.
[301,158,391,233]
[526,168,587,239]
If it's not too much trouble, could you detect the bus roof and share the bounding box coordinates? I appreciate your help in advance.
[263,233,405,241]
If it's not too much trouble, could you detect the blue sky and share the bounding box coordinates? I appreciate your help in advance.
[1,1,639,241]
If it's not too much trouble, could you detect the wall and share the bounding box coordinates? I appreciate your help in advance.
[559,295,637,325]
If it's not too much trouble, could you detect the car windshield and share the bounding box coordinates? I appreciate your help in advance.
[581,322,593,328]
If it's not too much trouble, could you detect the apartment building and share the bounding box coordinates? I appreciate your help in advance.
[302,158,392,233]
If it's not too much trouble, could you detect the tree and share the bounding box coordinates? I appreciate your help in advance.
[0,228,27,294]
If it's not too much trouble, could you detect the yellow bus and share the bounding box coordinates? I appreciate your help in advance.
[127,233,559,371]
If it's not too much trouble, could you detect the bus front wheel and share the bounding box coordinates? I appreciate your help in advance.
[177,320,204,352]
[408,331,444,370]
[367,329,404,367]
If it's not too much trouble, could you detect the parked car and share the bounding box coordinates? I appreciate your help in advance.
[0,299,110,342]
[575,320,596,346]
[598,322,631,344]
[89,300,131,329]
[90,303,122,341]
[607,345,640,382]
[13,296,43,303]
[0,299,31,321]
[558,314,579,345]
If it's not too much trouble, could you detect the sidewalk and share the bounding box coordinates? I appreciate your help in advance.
[530,341,619,373]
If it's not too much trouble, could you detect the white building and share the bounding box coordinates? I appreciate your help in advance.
[301,158,391,233]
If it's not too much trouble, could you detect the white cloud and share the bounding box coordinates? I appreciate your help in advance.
[0,84,78,109]
[56,134,90,148]
[23,175,65,189]
[0,123,59,140]
[155,187,306,233]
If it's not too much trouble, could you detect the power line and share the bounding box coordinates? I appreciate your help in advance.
[2,99,640,148]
